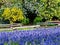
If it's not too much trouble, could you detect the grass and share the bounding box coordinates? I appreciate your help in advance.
[0,27,36,32]
[17,27,36,30]
[4,42,19,45]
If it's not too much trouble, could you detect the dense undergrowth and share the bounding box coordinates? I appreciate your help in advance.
[0,0,60,24]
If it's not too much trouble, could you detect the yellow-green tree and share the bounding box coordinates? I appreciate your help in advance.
[2,7,24,24]
[37,0,60,21]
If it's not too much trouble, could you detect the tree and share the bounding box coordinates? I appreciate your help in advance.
[38,0,60,21]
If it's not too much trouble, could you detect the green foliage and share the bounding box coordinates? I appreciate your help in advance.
[0,0,60,24]
[33,16,42,24]
[4,41,19,45]
[37,0,60,21]
[0,8,4,24]
[22,0,38,24]
[22,18,29,25]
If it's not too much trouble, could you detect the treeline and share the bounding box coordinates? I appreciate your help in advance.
[0,0,60,25]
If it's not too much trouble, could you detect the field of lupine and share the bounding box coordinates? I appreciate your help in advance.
[0,27,60,45]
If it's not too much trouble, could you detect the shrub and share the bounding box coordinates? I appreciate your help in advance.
[22,18,29,25]
[33,16,42,24]
[2,7,24,24]
[22,0,38,24]
[0,8,4,24]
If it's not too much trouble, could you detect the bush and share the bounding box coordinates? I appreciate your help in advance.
[0,8,4,24]
[22,0,38,24]
[2,7,24,24]
[33,16,42,24]
[22,18,29,25]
